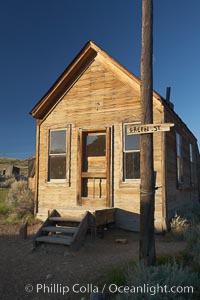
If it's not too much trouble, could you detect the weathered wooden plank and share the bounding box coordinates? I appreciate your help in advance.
[34,120,40,214]
[115,208,140,232]
[81,200,107,207]
[33,209,60,246]
[106,127,111,207]
[42,226,78,234]
[36,235,72,246]
[127,123,174,135]
[49,216,82,222]
[77,128,82,205]
[95,208,115,226]
[81,172,106,178]
[70,211,90,251]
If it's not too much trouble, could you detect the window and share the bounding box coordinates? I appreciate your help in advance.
[176,132,183,185]
[48,130,66,180]
[82,132,106,172]
[190,143,195,185]
[86,134,106,157]
[123,124,140,180]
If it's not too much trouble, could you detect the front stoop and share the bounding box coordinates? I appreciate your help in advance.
[33,210,93,250]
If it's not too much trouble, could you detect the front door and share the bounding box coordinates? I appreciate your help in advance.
[78,128,111,207]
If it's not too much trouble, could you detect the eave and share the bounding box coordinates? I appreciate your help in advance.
[30,40,164,120]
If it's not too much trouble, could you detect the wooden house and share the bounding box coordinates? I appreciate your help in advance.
[30,41,200,233]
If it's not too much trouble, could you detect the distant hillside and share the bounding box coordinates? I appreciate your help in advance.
[0,158,29,177]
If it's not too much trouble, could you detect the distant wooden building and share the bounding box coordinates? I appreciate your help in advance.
[0,165,20,178]
[30,41,200,232]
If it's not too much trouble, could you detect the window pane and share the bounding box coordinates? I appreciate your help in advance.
[124,152,140,179]
[177,157,183,184]
[124,126,140,151]
[49,156,66,179]
[176,133,182,156]
[86,134,106,157]
[50,130,66,154]
[190,144,193,162]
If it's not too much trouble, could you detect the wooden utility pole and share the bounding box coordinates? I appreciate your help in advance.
[139,0,156,265]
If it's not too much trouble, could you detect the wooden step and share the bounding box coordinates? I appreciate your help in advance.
[42,226,78,234]
[36,235,73,246]
[49,216,83,223]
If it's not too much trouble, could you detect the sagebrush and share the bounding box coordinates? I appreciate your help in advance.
[183,226,200,271]
[180,201,200,225]
[0,188,10,215]
[114,261,199,299]
[170,213,190,240]
[0,176,16,188]
[6,181,34,218]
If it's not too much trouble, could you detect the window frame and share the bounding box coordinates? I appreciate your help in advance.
[189,143,195,186]
[47,128,67,183]
[123,122,140,182]
[47,126,71,184]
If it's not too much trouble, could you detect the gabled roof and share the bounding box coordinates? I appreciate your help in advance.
[30,40,165,120]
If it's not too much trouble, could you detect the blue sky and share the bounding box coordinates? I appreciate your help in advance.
[0,0,199,159]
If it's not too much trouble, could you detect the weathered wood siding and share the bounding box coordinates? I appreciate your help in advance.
[28,177,35,193]
[36,55,165,231]
[164,106,199,221]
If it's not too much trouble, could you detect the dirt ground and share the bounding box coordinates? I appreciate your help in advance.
[0,224,186,300]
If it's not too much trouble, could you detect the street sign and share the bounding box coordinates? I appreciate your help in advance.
[127,123,174,135]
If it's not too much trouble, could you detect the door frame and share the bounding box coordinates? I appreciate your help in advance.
[77,127,111,207]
